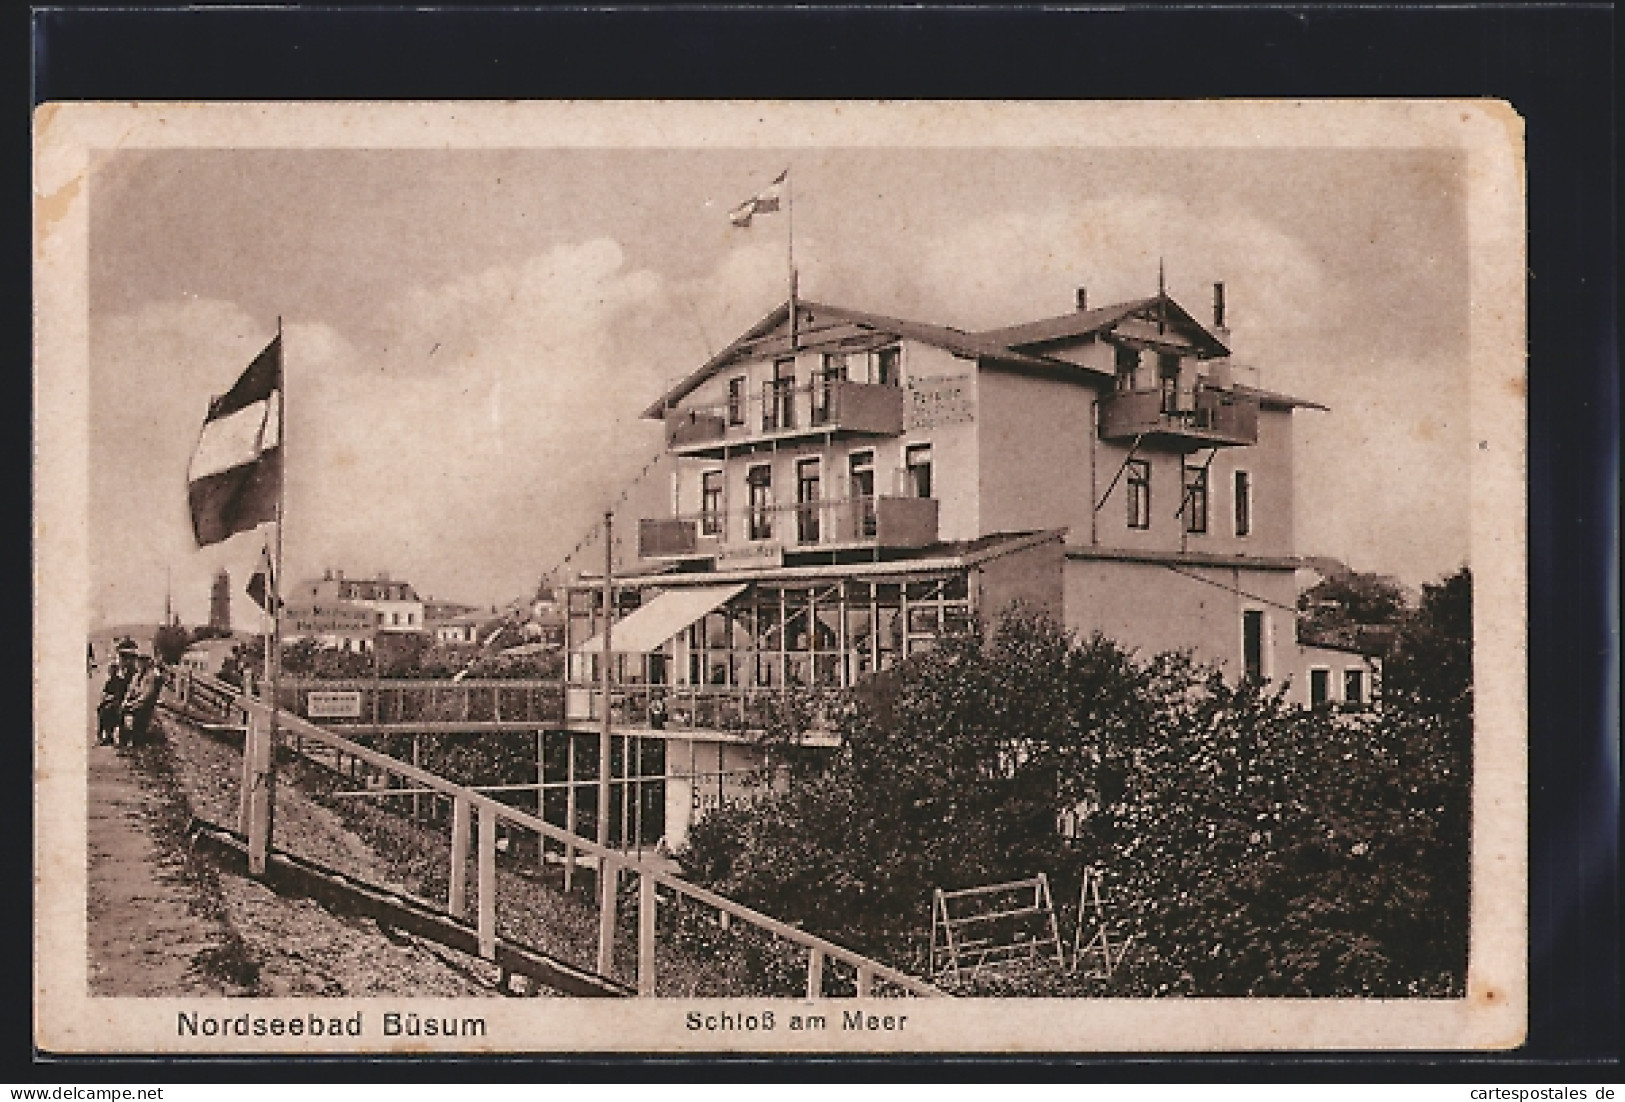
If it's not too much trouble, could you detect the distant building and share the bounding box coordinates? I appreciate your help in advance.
[432,613,484,646]
[180,637,239,676]
[209,569,232,634]
[287,569,426,652]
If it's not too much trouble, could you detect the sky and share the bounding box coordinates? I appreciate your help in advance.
[87,144,1471,629]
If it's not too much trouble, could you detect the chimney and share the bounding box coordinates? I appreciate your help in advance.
[1212,282,1227,331]
[1075,287,1088,311]
[323,568,332,581]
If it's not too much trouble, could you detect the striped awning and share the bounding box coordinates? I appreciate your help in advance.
[572,583,747,655]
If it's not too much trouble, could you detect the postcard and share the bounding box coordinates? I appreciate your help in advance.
[34,100,1526,1053]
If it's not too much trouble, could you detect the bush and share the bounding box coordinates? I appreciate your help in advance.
[678,596,1472,997]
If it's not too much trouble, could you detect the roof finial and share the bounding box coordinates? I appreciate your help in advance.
[1158,256,1166,296]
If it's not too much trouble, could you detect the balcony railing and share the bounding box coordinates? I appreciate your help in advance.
[565,682,845,743]
[1099,387,1259,447]
[638,495,939,560]
[664,379,904,453]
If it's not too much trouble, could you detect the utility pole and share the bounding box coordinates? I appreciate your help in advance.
[597,510,615,849]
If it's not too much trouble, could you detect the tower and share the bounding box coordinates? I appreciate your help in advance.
[209,568,232,634]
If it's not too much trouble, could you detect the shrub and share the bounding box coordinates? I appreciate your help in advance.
[678,594,1472,997]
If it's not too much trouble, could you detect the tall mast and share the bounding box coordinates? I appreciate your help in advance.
[598,510,614,849]
[787,168,798,350]
[249,316,285,877]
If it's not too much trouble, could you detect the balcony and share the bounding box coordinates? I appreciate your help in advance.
[565,682,843,745]
[664,379,904,456]
[639,495,939,562]
[1099,387,1259,449]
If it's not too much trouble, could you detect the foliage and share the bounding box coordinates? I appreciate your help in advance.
[152,622,192,665]
[279,638,374,679]
[678,595,1472,998]
[1297,569,1410,653]
[1384,567,1473,717]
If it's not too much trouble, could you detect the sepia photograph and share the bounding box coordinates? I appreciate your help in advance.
[33,100,1526,1053]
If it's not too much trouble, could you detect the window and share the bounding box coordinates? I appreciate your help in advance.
[1114,344,1139,391]
[764,359,795,431]
[1126,459,1151,529]
[1183,464,1209,534]
[875,346,901,386]
[814,353,847,425]
[747,465,773,540]
[1344,668,1366,706]
[849,451,876,538]
[1159,352,1182,413]
[1309,667,1330,706]
[796,458,821,545]
[700,470,723,536]
[905,444,933,499]
[1234,470,1252,537]
[1242,610,1264,682]
[727,377,746,425]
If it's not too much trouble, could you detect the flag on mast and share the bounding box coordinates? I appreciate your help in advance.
[188,335,282,548]
[728,169,788,227]
[246,542,279,613]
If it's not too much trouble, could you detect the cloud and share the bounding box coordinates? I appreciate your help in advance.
[90,297,295,629]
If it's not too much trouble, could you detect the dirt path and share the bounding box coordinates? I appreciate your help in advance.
[85,719,250,996]
[85,702,498,998]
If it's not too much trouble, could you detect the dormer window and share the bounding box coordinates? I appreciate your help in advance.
[874,346,901,386]
[764,359,796,431]
[1159,352,1182,414]
[1114,344,1139,391]
[814,353,848,424]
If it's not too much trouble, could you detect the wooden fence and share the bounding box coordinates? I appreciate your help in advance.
[166,668,943,1000]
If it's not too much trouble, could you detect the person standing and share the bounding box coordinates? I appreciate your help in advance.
[118,650,163,749]
[96,640,135,746]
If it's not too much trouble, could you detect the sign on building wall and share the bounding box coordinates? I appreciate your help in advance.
[306,690,364,719]
[281,603,377,636]
[905,375,975,429]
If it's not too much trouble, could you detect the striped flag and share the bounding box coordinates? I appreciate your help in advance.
[728,169,787,227]
[188,335,282,547]
[246,542,279,613]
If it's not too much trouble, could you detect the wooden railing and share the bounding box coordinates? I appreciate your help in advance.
[165,669,943,999]
[274,678,563,729]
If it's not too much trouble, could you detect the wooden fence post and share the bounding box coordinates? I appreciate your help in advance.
[637,871,657,996]
[805,947,824,1000]
[477,802,497,960]
[596,856,618,977]
[245,709,275,877]
[564,737,577,893]
[237,709,257,836]
[449,796,470,918]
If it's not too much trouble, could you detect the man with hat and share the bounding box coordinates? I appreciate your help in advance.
[117,645,164,749]
[96,639,136,746]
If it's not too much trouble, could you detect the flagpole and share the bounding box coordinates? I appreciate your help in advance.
[250,317,285,876]
[786,168,798,350]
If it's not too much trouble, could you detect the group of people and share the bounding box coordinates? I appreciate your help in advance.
[94,638,164,750]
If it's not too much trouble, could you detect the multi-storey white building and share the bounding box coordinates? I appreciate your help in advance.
[558,286,1378,850]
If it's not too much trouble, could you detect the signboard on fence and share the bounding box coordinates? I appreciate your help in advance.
[280,603,376,637]
[306,690,364,719]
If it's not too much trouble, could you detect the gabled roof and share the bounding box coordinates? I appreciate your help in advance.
[642,293,1287,419]
[642,299,1061,418]
[977,293,1231,359]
